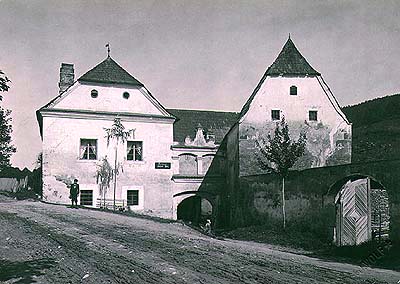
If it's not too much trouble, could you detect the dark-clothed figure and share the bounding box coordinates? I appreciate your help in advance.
[70,179,80,208]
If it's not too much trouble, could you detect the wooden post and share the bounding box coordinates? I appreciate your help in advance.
[113,146,117,211]
[282,176,286,229]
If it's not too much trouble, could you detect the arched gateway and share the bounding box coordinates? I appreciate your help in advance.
[175,194,213,226]
[328,175,390,246]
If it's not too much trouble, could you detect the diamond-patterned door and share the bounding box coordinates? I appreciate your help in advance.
[335,178,371,246]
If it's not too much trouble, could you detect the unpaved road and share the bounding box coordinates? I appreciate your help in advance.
[0,197,398,284]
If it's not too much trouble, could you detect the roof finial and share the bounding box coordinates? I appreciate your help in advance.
[288,33,291,40]
[105,43,110,57]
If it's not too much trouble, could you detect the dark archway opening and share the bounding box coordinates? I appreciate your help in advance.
[177,196,201,225]
[177,196,213,226]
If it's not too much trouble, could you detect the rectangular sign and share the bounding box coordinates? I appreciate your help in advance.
[155,162,171,169]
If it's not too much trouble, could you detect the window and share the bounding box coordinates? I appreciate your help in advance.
[91,89,98,98]
[290,85,297,95]
[80,139,97,160]
[271,110,280,121]
[80,190,93,206]
[127,190,139,206]
[127,141,143,161]
[123,92,130,99]
[309,110,318,121]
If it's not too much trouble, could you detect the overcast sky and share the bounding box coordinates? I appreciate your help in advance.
[1,0,399,169]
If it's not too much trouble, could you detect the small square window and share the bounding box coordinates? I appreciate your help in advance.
[80,139,97,160]
[127,190,139,206]
[127,141,143,161]
[290,86,297,95]
[271,110,280,121]
[80,190,93,206]
[309,111,318,121]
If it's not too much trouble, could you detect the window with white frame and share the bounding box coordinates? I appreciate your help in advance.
[271,109,281,121]
[127,141,143,161]
[309,110,318,121]
[80,139,97,160]
[127,190,139,206]
[290,85,297,95]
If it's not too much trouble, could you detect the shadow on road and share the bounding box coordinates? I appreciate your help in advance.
[0,258,55,283]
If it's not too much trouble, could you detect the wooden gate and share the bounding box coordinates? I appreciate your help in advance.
[335,178,371,246]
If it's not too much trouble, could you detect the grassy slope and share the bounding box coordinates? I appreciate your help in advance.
[342,93,400,162]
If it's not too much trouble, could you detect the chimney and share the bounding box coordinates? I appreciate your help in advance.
[58,63,74,94]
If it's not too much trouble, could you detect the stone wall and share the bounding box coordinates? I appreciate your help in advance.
[226,159,400,244]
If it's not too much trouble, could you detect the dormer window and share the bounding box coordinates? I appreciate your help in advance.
[123,92,130,99]
[91,89,98,98]
[290,85,297,95]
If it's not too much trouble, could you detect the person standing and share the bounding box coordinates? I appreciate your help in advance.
[70,179,80,208]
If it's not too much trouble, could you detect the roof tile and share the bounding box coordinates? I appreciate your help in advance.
[167,109,238,144]
[266,38,320,76]
[78,56,144,86]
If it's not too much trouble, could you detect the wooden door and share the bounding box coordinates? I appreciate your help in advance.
[335,178,371,246]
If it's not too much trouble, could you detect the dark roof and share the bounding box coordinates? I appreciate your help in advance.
[167,109,238,144]
[238,37,320,120]
[78,56,144,86]
[266,37,320,76]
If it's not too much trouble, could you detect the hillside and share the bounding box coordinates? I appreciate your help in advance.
[342,94,400,163]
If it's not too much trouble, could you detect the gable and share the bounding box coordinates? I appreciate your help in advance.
[241,76,349,126]
[48,82,169,116]
[239,38,347,125]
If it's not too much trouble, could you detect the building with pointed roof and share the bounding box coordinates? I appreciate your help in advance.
[37,37,352,228]
[37,55,236,220]
[226,36,352,177]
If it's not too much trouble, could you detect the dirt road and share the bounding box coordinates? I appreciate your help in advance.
[0,197,398,284]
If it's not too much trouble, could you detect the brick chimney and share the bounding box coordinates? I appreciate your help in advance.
[58,63,74,94]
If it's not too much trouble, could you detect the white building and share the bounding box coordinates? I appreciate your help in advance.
[227,37,352,176]
[37,56,236,221]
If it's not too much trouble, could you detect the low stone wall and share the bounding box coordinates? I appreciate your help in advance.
[0,177,28,192]
[228,159,400,244]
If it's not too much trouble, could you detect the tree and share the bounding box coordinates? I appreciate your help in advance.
[96,157,114,209]
[0,70,11,99]
[256,117,306,229]
[104,118,133,210]
[0,70,15,169]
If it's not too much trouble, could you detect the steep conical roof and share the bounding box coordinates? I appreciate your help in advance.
[78,56,144,86]
[266,37,320,76]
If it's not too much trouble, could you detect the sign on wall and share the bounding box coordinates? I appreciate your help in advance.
[155,162,171,169]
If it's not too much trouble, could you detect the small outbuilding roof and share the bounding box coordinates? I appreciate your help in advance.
[78,56,144,86]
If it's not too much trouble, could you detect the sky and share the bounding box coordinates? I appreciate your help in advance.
[0,0,399,170]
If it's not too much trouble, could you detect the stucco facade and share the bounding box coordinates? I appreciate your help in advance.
[37,57,234,221]
[236,38,352,176]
